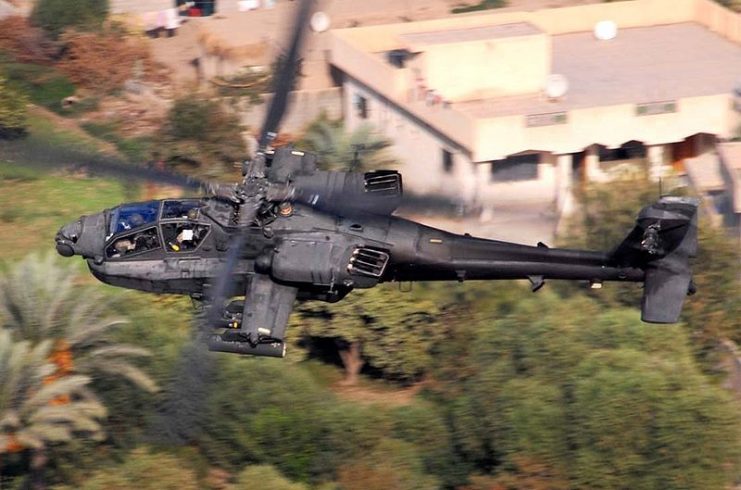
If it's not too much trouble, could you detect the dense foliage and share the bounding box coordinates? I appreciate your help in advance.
[299,116,397,172]
[57,30,155,94]
[30,0,109,39]
[0,75,27,138]
[158,95,246,174]
[0,169,737,488]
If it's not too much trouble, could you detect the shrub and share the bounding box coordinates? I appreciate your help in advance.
[0,16,56,64]
[0,75,27,138]
[159,95,245,171]
[57,30,154,93]
[30,0,109,39]
[451,0,507,14]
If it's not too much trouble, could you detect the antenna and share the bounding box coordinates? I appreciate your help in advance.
[594,20,618,41]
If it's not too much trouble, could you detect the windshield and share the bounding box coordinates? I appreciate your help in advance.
[109,201,161,236]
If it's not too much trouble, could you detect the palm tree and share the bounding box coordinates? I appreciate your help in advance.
[0,329,106,484]
[300,116,398,172]
[0,254,158,394]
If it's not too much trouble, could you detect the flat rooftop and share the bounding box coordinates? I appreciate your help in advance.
[400,23,542,48]
[454,23,741,118]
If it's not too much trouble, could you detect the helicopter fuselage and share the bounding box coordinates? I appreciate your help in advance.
[58,197,644,304]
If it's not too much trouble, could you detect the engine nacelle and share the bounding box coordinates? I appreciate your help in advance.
[292,170,403,216]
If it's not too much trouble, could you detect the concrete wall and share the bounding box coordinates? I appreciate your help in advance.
[344,78,557,205]
[473,94,736,162]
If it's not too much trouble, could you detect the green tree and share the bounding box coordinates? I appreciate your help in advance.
[445,295,740,489]
[0,75,28,139]
[0,330,106,486]
[0,254,157,393]
[200,356,389,483]
[561,176,740,361]
[230,464,308,490]
[391,402,464,487]
[57,446,199,490]
[295,285,444,385]
[335,438,439,490]
[30,0,109,39]
[299,116,397,172]
[571,349,739,489]
[159,96,245,175]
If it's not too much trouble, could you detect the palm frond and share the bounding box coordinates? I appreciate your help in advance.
[94,360,159,393]
[22,375,92,412]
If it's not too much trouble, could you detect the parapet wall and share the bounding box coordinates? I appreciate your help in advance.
[335,0,739,51]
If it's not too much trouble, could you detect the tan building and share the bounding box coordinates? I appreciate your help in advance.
[328,0,741,211]
[686,142,741,239]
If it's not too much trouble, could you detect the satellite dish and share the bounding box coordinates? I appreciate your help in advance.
[594,20,618,40]
[545,74,569,100]
[311,11,331,33]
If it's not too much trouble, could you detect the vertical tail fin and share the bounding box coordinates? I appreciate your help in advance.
[611,197,700,324]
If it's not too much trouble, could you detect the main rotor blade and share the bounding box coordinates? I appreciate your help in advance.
[204,197,262,328]
[257,0,316,150]
[205,232,248,328]
[0,136,212,191]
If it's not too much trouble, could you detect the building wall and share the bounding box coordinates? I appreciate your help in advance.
[473,94,736,162]
[344,77,557,205]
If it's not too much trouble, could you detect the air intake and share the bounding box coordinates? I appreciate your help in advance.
[364,170,402,195]
[347,247,390,278]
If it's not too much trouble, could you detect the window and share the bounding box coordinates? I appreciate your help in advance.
[635,101,677,116]
[490,154,539,182]
[106,227,161,259]
[162,200,201,220]
[109,201,160,235]
[598,141,646,162]
[162,223,210,252]
[354,94,368,119]
[442,149,454,174]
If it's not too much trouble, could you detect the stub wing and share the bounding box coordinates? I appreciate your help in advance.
[208,274,298,358]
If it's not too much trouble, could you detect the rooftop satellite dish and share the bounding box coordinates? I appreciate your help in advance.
[545,74,569,100]
[594,20,618,40]
[311,11,330,33]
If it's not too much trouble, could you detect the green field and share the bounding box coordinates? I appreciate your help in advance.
[0,109,132,260]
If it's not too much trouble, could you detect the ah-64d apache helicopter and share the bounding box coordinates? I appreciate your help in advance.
[5,0,699,359]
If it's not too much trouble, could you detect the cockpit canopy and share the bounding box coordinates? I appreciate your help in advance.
[105,200,209,259]
[109,201,160,236]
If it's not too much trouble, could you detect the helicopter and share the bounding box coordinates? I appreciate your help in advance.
[6,0,699,359]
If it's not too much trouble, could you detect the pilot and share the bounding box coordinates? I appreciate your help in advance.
[113,238,136,256]
[170,227,194,252]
